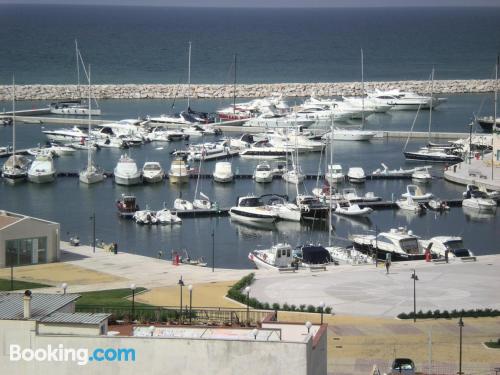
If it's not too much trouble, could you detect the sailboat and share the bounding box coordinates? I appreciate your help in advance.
[404,68,463,163]
[2,76,30,184]
[193,157,213,209]
[50,40,101,116]
[282,120,305,184]
[79,65,105,184]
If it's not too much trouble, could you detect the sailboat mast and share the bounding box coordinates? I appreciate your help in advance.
[87,64,92,169]
[75,39,80,99]
[361,48,365,129]
[12,75,16,158]
[428,67,434,143]
[328,115,334,247]
[187,41,192,110]
[492,55,498,179]
[233,53,237,114]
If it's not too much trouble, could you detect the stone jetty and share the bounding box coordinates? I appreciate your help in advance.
[0,79,496,101]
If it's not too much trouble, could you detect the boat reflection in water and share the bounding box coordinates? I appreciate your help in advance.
[462,206,497,222]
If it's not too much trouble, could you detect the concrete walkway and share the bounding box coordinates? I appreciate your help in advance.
[251,255,500,317]
[444,153,500,191]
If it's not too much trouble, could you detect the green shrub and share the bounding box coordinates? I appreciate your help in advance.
[290,304,297,311]
[398,313,408,319]
[325,307,332,314]
[299,304,306,312]
[282,303,290,311]
[442,310,450,319]
[263,302,270,310]
[272,303,280,311]
[307,305,316,313]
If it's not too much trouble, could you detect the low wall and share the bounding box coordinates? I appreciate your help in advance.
[0,79,496,101]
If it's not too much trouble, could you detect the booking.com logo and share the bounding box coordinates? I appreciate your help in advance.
[9,344,136,366]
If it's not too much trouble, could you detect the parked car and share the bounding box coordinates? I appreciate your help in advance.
[389,358,415,375]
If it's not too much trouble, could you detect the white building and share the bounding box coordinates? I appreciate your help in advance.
[0,210,60,268]
[0,291,327,375]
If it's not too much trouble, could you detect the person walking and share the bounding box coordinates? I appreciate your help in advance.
[385,258,391,274]
[444,248,449,263]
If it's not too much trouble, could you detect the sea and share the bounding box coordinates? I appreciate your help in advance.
[0,5,499,269]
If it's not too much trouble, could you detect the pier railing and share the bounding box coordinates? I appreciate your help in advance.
[76,304,273,326]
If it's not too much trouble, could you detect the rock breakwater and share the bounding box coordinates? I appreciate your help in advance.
[0,79,496,101]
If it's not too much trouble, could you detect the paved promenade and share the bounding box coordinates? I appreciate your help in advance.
[444,152,500,191]
[252,255,500,317]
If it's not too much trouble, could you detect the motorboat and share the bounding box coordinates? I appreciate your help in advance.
[173,198,194,211]
[322,128,376,141]
[334,201,373,217]
[419,236,474,259]
[404,147,463,163]
[2,155,30,184]
[371,163,415,178]
[342,188,381,203]
[463,184,500,201]
[243,111,315,129]
[133,209,158,225]
[367,89,446,111]
[325,164,344,184]
[347,167,366,183]
[229,195,277,224]
[48,143,77,156]
[248,243,296,270]
[462,191,497,211]
[350,227,430,261]
[213,161,234,183]
[296,194,330,221]
[265,195,302,222]
[168,157,190,184]
[312,184,343,203]
[396,196,425,213]
[96,136,129,149]
[49,99,101,116]
[253,162,274,183]
[156,208,182,224]
[142,162,164,183]
[326,246,373,265]
[42,126,88,143]
[27,146,57,158]
[114,154,142,185]
[27,154,56,184]
[427,199,450,211]
[341,96,393,113]
[116,194,139,218]
[148,127,188,142]
[148,111,199,126]
[282,165,305,184]
[187,140,239,162]
[401,184,433,202]
[412,168,432,183]
[239,141,292,159]
[293,244,336,267]
[476,115,500,133]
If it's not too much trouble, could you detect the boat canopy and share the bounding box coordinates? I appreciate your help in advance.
[297,245,333,265]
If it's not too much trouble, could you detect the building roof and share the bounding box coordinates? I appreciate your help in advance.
[0,214,22,230]
[0,292,80,320]
[40,312,110,325]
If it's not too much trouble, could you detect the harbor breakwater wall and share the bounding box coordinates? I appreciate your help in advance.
[0,79,496,101]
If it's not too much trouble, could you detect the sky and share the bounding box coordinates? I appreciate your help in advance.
[0,0,499,7]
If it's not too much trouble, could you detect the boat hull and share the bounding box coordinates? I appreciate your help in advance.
[404,151,463,163]
[2,171,27,184]
[229,209,276,224]
[352,242,428,262]
[168,174,189,184]
[79,171,105,184]
[28,172,56,184]
[114,174,142,186]
[143,173,164,183]
[213,174,234,183]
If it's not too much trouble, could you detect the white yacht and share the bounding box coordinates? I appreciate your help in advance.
[133,209,158,225]
[325,164,344,184]
[253,162,274,183]
[239,141,292,159]
[350,227,428,261]
[27,155,56,184]
[419,236,474,259]
[142,162,164,183]
[322,128,376,141]
[368,89,446,110]
[266,195,302,222]
[347,167,366,183]
[412,168,432,183]
[148,127,188,142]
[341,96,393,113]
[243,111,315,129]
[49,100,101,116]
[462,191,497,211]
[42,126,88,143]
[229,195,277,224]
[401,184,433,202]
[342,188,381,203]
[213,161,234,183]
[168,157,190,184]
[396,196,425,213]
[114,154,142,185]
[187,140,239,162]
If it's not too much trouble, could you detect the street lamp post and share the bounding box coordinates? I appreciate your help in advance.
[61,282,68,295]
[211,229,215,273]
[244,286,251,325]
[469,120,473,164]
[178,277,184,323]
[411,269,419,322]
[319,301,325,325]
[305,321,312,335]
[375,225,378,267]
[188,284,193,325]
[90,212,96,253]
[458,317,464,375]
[130,283,136,321]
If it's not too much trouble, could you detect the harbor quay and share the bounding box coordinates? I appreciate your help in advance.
[0,78,497,101]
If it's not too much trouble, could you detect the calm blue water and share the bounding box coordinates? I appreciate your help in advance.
[0,95,499,268]
[0,5,499,84]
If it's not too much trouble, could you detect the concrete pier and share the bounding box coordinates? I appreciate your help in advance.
[444,152,500,191]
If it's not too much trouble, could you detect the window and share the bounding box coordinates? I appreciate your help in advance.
[5,237,48,267]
